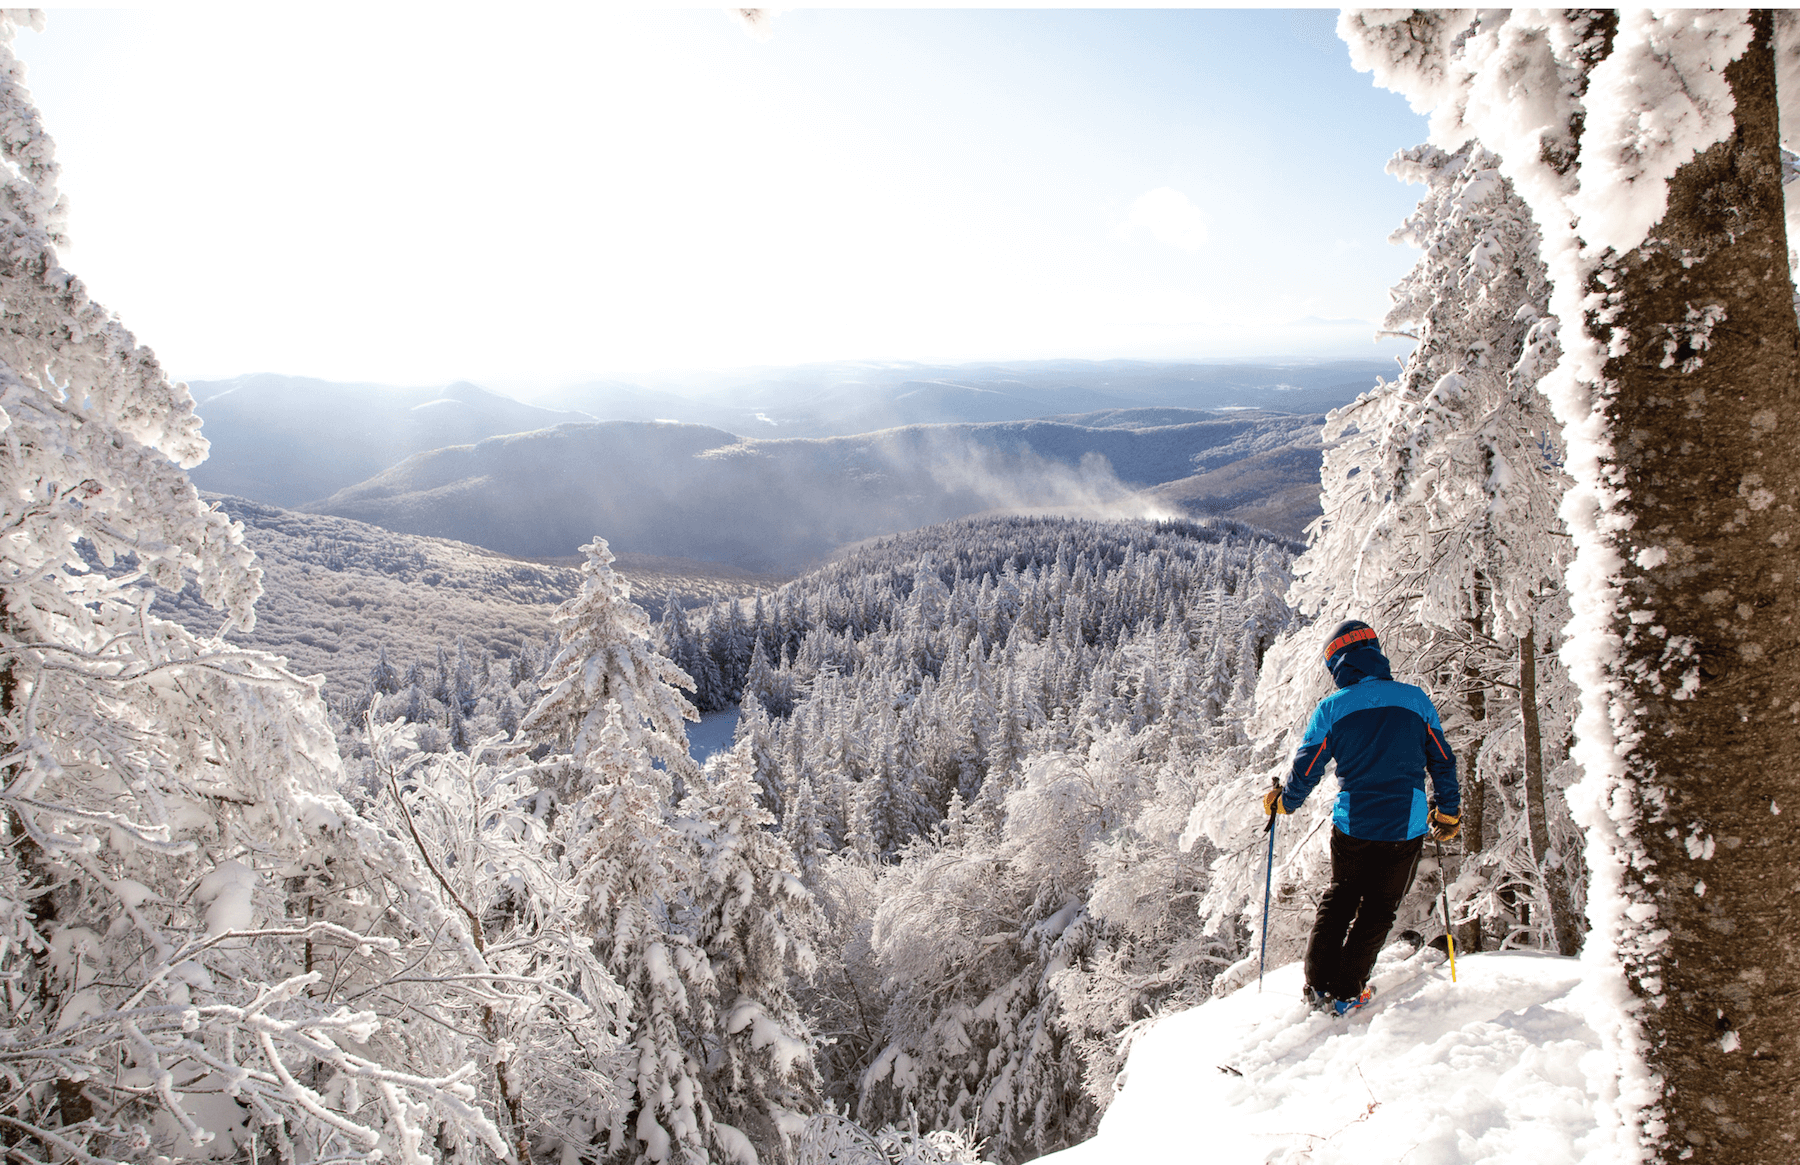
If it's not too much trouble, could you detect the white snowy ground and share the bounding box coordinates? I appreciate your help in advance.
[1040,948,1624,1165]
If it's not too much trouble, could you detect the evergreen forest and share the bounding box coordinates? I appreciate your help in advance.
[7,8,1799,1165]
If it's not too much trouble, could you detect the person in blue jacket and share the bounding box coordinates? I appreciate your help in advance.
[1261,620,1460,1016]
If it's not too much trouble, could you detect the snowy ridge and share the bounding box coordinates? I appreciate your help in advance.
[1041,948,1610,1165]
[149,495,779,703]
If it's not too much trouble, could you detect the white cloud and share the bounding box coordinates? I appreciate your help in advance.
[1114,187,1209,251]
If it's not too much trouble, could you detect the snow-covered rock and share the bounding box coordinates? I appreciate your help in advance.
[1041,949,1619,1165]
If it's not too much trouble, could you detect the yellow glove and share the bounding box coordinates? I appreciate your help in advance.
[1262,787,1289,816]
[1429,808,1460,842]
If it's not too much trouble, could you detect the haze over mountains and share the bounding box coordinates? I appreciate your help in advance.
[525,358,1392,438]
[189,359,1384,572]
[303,412,1326,571]
[188,375,583,507]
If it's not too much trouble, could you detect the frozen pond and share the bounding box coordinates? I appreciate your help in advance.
[688,708,740,765]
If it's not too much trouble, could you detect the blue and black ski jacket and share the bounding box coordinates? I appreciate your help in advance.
[1281,642,1459,842]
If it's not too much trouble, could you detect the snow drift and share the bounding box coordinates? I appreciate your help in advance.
[1040,948,1625,1165]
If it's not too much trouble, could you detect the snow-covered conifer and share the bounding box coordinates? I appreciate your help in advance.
[1200,138,1584,965]
[559,703,717,1163]
[524,537,699,798]
[678,740,822,1160]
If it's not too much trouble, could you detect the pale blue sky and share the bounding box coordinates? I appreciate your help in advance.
[20,8,1427,390]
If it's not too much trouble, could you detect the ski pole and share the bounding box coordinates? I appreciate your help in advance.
[1433,833,1457,983]
[1258,775,1280,993]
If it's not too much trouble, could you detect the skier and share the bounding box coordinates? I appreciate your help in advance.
[1261,620,1459,1017]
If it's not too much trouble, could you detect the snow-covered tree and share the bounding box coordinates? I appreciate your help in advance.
[524,537,699,798]
[359,719,630,1163]
[857,726,1235,1163]
[679,740,822,1162]
[1193,134,1584,970]
[0,13,516,1161]
[1247,138,1581,957]
[1340,8,1800,1157]
[791,1113,991,1165]
[558,703,717,1164]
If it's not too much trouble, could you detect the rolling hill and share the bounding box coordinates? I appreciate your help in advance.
[155,496,786,701]
[186,374,584,506]
[302,411,1333,571]
[180,361,1380,513]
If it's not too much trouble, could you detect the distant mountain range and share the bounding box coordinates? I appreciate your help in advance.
[185,360,1384,510]
[182,362,1369,572]
[301,410,1332,572]
[529,358,1389,438]
[187,375,584,507]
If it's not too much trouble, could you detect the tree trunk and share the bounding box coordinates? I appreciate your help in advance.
[1597,12,1800,1157]
[1457,613,1487,954]
[1518,621,1580,956]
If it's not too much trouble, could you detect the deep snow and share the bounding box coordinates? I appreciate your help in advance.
[1040,948,1620,1165]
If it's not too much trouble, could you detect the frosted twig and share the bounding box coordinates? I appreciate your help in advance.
[0,793,190,851]
[0,1114,125,1165]
[254,1030,381,1147]
[124,1021,213,1148]
[116,923,397,1013]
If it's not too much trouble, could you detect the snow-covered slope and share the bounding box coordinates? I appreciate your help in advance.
[151,496,782,702]
[1041,949,1624,1165]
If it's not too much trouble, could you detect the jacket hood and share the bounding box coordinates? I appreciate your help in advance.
[1326,643,1393,688]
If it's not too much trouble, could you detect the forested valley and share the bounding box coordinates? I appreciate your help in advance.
[14,7,1800,1165]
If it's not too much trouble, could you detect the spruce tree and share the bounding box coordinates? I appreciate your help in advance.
[559,704,716,1164]
[524,537,699,799]
[679,741,822,1160]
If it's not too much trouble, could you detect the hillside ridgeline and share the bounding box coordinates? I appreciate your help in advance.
[305,411,1331,570]
[187,374,586,506]
[155,496,784,701]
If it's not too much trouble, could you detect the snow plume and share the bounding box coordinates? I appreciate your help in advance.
[1340,9,1758,1161]
[905,431,1177,524]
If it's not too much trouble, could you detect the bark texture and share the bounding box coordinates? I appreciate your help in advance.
[1598,13,1800,1158]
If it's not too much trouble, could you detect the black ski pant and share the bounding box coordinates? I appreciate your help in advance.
[1304,827,1423,1000]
